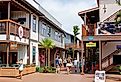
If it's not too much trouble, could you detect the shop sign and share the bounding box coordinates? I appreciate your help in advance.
[10,42,17,50]
[18,26,23,39]
[86,42,96,47]
[94,70,106,82]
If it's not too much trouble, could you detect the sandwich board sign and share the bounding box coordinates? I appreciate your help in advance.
[94,70,106,82]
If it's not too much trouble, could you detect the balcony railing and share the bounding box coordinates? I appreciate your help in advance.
[0,19,29,39]
[82,24,96,36]
[65,43,81,50]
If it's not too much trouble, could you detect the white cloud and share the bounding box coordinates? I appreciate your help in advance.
[36,0,97,39]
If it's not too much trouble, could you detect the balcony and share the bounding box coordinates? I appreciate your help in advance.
[65,43,81,50]
[0,19,29,39]
[82,24,96,36]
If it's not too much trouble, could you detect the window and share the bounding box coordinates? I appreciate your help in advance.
[41,23,46,36]
[55,31,58,40]
[0,23,6,33]
[33,15,36,32]
[46,26,51,37]
[32,46,36,64]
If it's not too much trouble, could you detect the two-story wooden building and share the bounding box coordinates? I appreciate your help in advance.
[0,0,65,68]
[78,0,121,73]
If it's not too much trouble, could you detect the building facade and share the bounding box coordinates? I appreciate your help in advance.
[0,0,65,67]
[65,32,81,61]
[78,0,121,73]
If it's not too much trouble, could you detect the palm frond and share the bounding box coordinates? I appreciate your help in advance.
[39,38,55,49]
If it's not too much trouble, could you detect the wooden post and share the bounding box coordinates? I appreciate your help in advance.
[81,40,84,75]
[8,2,10,19]
[81,13,86,75]
[6,43,9,67]
[99,40,102,70]
[6,1,10,67]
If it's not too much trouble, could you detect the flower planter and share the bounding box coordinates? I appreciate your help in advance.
[0,66,36,77]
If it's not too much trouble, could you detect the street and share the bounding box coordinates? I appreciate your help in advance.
[0,73,120,82]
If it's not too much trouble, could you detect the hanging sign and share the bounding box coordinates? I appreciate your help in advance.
[86,42,96,47]
[94,70,106,82]
[10,42,17,51]
[18,26,23,39]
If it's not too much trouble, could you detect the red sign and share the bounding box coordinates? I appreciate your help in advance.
[18,26,23,39]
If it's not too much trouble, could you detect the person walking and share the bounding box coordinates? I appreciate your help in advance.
[63,58,67,68]
[73,58,78,73]
[58,57,62,70]
[16,59,24,79]
[55,56,60,73]
[66,60,73,74]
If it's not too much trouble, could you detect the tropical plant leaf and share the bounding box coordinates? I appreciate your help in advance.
[39,38,55,49]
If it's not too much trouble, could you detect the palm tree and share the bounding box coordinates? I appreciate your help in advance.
[73,25,80,58]
[39,38,55,66]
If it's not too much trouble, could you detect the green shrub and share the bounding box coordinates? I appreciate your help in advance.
[36,66,56,73]
[119,66,121,74]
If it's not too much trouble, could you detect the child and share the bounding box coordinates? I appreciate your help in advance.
[56,64,60,74]
[16,59,23,79]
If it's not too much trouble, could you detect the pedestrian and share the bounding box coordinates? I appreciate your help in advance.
[58,57,62,69]
[73,58,78,73]
[55,56,59,73]
[63,58,67,68]
[66,60,73,74]
[16,59,24,79]
[56,64,60,74]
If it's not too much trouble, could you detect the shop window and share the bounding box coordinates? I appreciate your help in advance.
[33,15,36,32]
[32,46,36,64]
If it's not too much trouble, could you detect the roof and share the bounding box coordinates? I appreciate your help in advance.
[78,7,99,15]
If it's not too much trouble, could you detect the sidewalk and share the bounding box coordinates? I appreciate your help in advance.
[0,73,121,82]
[106,74,121,81]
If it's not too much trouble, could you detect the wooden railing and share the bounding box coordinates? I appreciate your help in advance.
[0,19,29,39]
[82,23,96,36]
[65,43,81,50]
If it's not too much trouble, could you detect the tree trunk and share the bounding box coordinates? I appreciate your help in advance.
[73,36,76,58]
[48,49,50,66]
[45,48,48,66]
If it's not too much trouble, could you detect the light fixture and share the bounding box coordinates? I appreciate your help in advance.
[116,0,121,5]
[103,4,106,13]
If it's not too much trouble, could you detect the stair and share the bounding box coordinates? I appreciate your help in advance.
[104,64,121,74]
[103,64,114,72]
[102,49,121,72]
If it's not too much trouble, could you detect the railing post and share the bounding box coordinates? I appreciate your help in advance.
[6,21,10,67]
[99,40,102,70]
[81,40,84,75]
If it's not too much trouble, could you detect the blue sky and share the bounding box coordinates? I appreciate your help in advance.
[37,0,97,39]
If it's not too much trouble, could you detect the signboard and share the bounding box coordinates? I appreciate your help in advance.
[86,42,96,47]
[18,26,23,39]
[94,70,106,82]
[10,42,17,51]
[117,45,121,49]
[88,36,94,41]
[97,22,121,35]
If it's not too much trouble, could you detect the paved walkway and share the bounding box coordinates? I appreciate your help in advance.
[0,73,121,82]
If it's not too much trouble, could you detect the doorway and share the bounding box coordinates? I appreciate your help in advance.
[84,41,99,73]
[113,55,121,65]
[9,52,17,64]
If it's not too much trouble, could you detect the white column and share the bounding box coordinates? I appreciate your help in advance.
[36,44,39,66]
[77,52,79,61]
